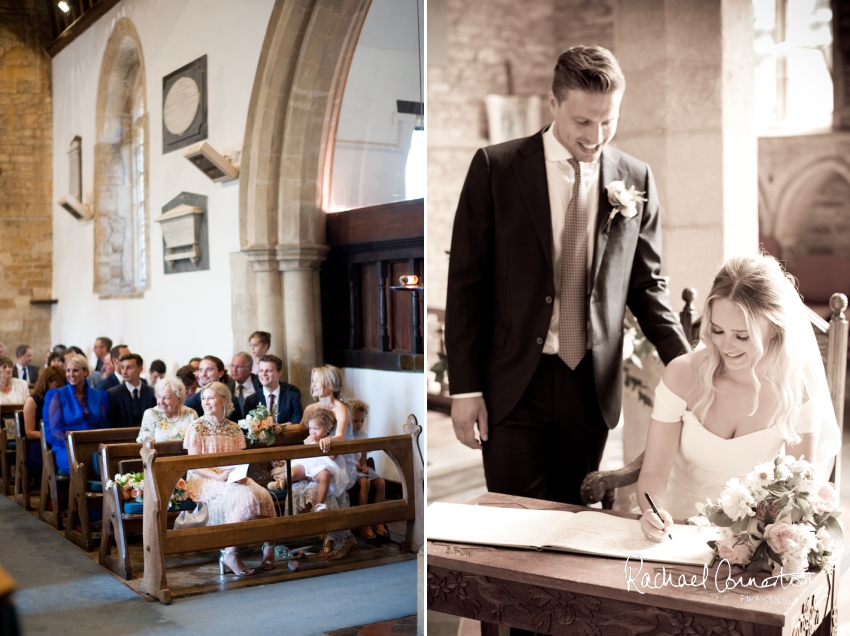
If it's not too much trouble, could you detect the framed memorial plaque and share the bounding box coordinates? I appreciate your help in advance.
[158,192,209,274]
[162,55,208,153]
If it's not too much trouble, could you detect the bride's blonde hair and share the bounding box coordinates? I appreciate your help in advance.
[691,253,815,444]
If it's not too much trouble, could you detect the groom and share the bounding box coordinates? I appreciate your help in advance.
[445,46,690,505]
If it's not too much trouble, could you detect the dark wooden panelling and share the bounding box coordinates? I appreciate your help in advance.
[326,199,423,246]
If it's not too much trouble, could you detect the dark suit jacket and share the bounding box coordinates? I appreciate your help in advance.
[227,375,263,421]
[106,383,156,428]
[12,365,39,385]
[242,383,303,425]
[98,374,147,391]
[445,129,690,429]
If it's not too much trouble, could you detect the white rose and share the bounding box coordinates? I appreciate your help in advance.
[720,478,757,521]
[815,526,836,553]
[793,523,818,554]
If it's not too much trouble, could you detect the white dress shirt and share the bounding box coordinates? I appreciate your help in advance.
[541,123,600,356]
[125,380,142,395]
[236,379,256,400]
[263,385,281,410]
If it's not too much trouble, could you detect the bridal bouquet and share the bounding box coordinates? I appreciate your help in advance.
[238,404,284,446]
[695,455,843,574]
[106,472,188,509]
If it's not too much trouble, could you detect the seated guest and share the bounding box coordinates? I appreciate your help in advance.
[184,356,233,415]
[148,359,166,386]
[107,353,156,428]
[92,336,112,373]
[242,354,302,425]
[43,354,108,475]
[176,365,199,398]
[96,344,130,390]
[137,376,197,442]
[249,331,271,374]
[47,350,66,370]
[0,355,30,404]
[23,366,67,471]
[13,344,39,387]
[63,346,99,388]
[188,357,201,372]
[228,352,262,421]
[348,399,388,538]
[183,382,275,575]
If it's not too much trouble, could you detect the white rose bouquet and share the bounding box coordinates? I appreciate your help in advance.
[603,180,647,233]
[238,404,284,446]
[695,455,843,574]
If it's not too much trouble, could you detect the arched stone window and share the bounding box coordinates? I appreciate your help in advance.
[94,18,149,297]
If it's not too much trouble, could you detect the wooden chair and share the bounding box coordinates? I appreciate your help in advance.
[13,412,33,510]
[66,427,140,551]
[581,291,848,509]
[39,424,69,530]
[0,404,24,496]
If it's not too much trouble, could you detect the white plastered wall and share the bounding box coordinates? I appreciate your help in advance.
[51,0,275,372]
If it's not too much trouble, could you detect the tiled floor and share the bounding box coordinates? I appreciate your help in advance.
[326,614,417,635]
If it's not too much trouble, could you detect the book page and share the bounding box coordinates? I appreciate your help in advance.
[427,502,574,550]
[225,464,249,483]
[546,511,718,566]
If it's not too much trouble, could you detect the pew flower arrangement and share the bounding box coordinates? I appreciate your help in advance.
[105,473,188,509]
[694,455,843,574]
[238,404,284,446]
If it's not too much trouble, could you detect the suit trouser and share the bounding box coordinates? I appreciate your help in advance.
[481,352,609,505]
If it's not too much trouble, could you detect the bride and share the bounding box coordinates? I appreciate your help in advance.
[637,253,841,542]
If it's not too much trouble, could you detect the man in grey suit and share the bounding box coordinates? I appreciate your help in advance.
[446,46,690,506]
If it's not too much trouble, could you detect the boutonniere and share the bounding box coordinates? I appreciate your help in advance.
[603,180,647,233]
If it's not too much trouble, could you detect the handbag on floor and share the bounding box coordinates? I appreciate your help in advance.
[173,502,208,529]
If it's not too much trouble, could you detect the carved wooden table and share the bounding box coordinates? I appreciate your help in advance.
[427,494,836,635]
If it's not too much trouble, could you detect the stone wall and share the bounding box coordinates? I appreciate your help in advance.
[0,0,53,358]
[427,0,614,310]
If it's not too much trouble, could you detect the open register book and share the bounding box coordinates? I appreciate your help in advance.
[427,502,718,567]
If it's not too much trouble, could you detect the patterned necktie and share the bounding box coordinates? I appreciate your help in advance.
[268,393,275,417]
[237,385,245,414]
[558,157,588,369]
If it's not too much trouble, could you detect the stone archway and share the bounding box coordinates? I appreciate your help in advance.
[93,17,149,298]
[233,0,372,391]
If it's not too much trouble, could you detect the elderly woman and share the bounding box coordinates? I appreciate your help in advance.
[22,366,67,471]
[137,376,198,443]
[183,382,275,576]
[43,354,108,475]
[0,356,30,404]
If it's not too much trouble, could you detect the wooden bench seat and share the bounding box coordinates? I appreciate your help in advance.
[13,412,33,510]
[98,428,308,579]
[39,425,69,530]
[65,427,140,551]
[141,416,423,604]
[0,404,23,496]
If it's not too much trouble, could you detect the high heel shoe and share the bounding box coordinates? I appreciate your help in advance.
[219,549,256,576]
[261,542,275,570]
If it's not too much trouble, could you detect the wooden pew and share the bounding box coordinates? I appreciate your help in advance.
[0,404,23,496]
[141,416,423,604]
[13,412,32,510]
[39,425,69,530]
[98,428,308,579]
[65,427,140,551]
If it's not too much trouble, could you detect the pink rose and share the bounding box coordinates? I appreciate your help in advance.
[764,521,796,556]
[717,538,754,565]
[810,484,838,515]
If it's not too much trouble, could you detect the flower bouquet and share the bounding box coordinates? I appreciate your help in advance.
[238,404,284,445]
[695,455,843,574]
[106,472,188,510]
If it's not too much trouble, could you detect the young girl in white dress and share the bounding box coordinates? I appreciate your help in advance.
[267,407,348,511]
[637,253,841,542]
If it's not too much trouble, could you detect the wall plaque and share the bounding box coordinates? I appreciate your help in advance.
[158,192,209,274]
[162,55,208,153]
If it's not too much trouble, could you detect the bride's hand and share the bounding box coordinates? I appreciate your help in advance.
[640,507,673,543]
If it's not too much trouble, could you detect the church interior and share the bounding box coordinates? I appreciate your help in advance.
[0,0,424,634]
[425,0,850,633]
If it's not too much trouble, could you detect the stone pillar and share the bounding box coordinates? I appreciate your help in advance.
[278,244,328,391]
[613,0,758,307]
[246,248,285,367]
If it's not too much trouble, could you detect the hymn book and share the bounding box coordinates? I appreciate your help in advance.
[427,502,718,567]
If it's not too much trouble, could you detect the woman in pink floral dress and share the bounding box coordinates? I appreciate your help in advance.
[183,382,276,576]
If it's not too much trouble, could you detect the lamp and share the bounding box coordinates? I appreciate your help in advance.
[183,142,239,183]
[391,275,423,354]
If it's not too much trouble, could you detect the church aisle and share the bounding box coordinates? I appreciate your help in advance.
[0,495,416,635]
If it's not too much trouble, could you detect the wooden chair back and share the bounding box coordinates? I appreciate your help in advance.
[13,412,32,510]
[581,291,848,509]
[0,404,23,496]
[39,422,69,529]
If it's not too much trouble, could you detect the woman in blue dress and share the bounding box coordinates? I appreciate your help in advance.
[43,354,108,475]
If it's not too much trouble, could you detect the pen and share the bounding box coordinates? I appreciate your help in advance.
[644,492,673,541]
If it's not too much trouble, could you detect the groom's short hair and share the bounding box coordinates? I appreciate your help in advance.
[552,46,625,102]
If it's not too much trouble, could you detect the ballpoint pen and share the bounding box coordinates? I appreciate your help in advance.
[644,492,673,541]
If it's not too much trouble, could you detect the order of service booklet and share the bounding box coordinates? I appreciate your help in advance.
[427,502,718,567]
